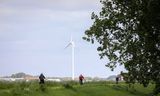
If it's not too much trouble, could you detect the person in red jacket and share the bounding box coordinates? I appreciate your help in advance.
[79,74,84,85]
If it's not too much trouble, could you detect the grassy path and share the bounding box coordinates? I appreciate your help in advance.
[0,81,159,96]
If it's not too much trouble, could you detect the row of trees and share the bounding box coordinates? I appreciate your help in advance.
[83,0,160,95]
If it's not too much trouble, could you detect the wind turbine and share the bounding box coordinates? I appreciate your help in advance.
[65,36,75,80]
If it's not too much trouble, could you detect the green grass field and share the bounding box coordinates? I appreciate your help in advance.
[0,81,159,96]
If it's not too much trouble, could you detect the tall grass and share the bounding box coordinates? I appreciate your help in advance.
[0,81,159,96]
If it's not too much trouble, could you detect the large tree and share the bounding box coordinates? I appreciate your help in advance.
[83,0,160,95]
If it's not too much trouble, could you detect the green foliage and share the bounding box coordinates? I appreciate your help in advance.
[0,81,158,96]
[83,0,160,95]
[45,81,62,87]
[11,72,26,78]
[0,81,14,89]
[39,84,47,92]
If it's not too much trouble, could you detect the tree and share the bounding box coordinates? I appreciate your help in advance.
[83,0,160,95]
[11,72,26,78]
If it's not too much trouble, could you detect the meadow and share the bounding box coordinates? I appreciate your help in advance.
[0,81,159,96]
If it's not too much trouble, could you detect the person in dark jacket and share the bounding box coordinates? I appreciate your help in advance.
[79,74,84,85]
[39,73,45,84]
[116,76,119,84]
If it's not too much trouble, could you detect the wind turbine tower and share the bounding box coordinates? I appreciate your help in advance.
[65,36,75,80]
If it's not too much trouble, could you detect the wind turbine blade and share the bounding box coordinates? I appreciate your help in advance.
[70,35,73,42]
[64,43,71,49]
[71,41,75,47]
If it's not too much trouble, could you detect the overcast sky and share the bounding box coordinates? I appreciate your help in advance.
[0,0,126,78]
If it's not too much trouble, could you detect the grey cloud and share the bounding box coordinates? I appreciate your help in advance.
[0,0,100,27]
[0,0,99,43]
[0,0,101,11]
